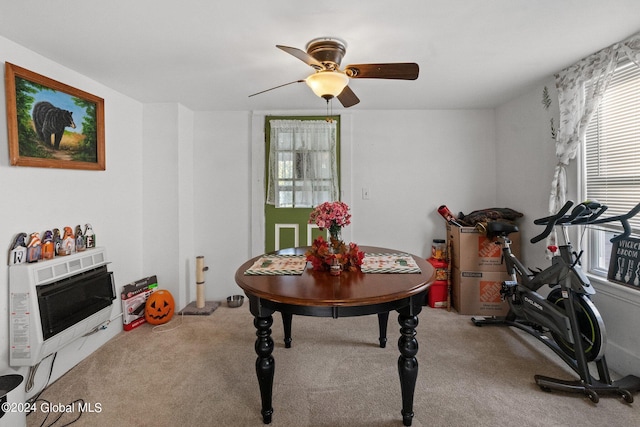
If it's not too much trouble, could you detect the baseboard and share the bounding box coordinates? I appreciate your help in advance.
[591,276,640,307]
[604,340,640,377]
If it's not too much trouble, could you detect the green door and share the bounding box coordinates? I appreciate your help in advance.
[264,116,340,253]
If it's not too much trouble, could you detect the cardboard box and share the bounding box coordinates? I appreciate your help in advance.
[451,268,510,316]
[121,275,158,331]
[447,223,520,272]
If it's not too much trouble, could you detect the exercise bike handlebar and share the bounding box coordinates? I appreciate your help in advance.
[530,201,579,243]
[588,202,640,242]
[530,201,640,244]
[571,203,608,224]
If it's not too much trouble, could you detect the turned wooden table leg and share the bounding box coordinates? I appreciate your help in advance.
[254,315,275,424]
[397,311,419,426]
[378,311,389,348]
[281,312,292,348]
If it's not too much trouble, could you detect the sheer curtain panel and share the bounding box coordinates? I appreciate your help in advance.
[547,32,640,249]
[552,32,640,215]
[266,119,339,208]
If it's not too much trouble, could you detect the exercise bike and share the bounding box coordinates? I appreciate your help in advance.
[472,200,640,403]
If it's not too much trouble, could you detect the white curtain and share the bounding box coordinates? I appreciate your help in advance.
[266,119,339,207]
[551,32,640,216]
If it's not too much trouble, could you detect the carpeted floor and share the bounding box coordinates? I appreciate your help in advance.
[27,304,639,427]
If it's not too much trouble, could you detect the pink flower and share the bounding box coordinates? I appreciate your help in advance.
[309,201,352,229]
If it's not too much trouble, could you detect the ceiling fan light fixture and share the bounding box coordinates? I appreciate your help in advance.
[305,71,349,99]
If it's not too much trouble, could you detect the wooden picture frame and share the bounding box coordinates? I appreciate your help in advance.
[5,62,105,170]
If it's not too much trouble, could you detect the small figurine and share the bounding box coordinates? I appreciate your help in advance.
[84,223,96,248]
[26,232,42,263]
[52,228,62,256]
[41,230,55,260]
[75,225,86,252]
[60,226,75,256]
[9,232,28,265]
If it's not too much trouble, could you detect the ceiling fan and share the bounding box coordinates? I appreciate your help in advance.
[249,37,419,108]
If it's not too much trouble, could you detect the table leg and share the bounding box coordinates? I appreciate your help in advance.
[397,311,419,427]
[254,315,275,424]
[378,312,389,348]
[281,312,292,348]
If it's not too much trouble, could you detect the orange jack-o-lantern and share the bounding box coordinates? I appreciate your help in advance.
[144,290,175,325]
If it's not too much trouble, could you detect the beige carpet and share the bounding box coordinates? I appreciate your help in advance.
[27,304,639,427]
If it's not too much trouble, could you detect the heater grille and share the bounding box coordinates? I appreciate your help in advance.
[37,266,114,340]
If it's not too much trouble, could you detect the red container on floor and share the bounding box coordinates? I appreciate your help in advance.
[428,280,448,308]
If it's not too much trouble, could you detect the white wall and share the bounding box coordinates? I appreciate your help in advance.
[141,103,195,309]
[193,111,251,301]
[0,35,145,396]
[248,109,497,263]
[495,78,560,268]
[348,109,497,255]
[496,79,640,376]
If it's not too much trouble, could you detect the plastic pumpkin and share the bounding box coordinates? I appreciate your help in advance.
[144,290,175,325]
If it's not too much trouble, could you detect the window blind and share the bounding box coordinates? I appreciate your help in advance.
[585,59,640,233]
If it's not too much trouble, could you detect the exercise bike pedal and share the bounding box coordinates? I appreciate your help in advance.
[499,280,518,298]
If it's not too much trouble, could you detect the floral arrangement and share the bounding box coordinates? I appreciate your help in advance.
[305,236,364,272]
[308,201,351,236]
[306,201,363,272]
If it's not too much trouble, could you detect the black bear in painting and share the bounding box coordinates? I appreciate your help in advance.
[32,101,76,149]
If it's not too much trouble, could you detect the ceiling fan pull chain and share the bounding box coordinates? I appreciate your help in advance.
[326,98,335,123]
[326,98,330,122]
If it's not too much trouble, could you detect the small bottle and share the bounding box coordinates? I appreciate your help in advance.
[330,258,341,276]
[431,239,446,260]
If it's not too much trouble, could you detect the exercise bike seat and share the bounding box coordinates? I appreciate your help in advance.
[485,221,519,237]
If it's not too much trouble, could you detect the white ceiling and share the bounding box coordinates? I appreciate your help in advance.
[1,1,640,111]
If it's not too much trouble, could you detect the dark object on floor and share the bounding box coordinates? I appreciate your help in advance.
[179,300,220,315]
[227,295,244,308]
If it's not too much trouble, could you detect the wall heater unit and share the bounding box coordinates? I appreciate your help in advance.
[9,247,115,367]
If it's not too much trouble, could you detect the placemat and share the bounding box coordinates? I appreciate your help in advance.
[361,253,422,274]
[244,254,307,275]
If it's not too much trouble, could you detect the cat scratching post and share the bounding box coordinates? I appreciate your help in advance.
[179,256,219,315]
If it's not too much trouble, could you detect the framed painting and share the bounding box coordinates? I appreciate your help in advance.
[5,62,105,170]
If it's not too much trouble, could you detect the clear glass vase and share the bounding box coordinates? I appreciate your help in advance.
[329,225,342,251]
[328,225,342,275]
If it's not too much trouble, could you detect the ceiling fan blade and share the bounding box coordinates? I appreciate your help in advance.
[248,79,305,97]
[344,63,419,80]
[276,45,325,70]
[337,85,360,108]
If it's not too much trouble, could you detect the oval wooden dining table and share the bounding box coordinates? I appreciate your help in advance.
[234,246,435,426]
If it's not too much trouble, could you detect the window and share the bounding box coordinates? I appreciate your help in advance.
[266,118,339,208]
[585,59,640,275]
